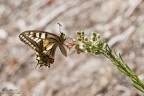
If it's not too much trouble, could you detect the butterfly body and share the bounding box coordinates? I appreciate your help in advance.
[19,30,67,67]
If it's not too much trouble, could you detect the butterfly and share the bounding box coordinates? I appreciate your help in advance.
[19,30,67,67]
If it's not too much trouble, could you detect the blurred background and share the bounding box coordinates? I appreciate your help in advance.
[0,0,144,96]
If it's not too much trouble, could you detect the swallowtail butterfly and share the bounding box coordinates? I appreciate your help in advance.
[19,30,67,67]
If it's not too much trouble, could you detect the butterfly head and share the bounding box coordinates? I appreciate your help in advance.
[60,32,66,42]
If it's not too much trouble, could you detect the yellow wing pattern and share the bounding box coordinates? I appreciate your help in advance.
[19,30,67,67]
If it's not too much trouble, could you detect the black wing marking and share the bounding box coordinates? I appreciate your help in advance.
[19,30,66,67]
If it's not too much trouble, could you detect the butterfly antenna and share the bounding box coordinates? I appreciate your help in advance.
[57,23,62,33]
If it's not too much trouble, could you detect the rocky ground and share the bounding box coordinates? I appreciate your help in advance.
[0,0,144,96]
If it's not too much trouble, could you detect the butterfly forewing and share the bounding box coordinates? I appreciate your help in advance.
[19,30,67,67]
[59,44,67,57]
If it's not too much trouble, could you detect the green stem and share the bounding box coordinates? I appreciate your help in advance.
[103,51,144,92]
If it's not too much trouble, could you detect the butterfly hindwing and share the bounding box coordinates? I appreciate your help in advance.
[19,30,67,67]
